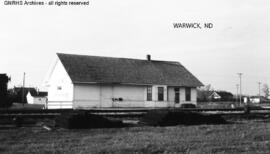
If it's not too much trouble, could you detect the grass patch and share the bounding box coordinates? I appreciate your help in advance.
[1,120,270,153]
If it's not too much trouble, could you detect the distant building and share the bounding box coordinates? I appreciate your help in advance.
[198,90,234,102]
[44,53,203,109]
[13,87,47,104]
[208,91,221,100]
[212,91,233,101]
[250,96,269,104]
[250,96,261,103]
[13,87,36,103]
[26,91,48,105]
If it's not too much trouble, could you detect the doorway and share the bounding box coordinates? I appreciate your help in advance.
[174,88,180,103]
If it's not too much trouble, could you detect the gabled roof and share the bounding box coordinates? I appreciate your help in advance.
[208,91,233,99]
[209,91,221,98]
[57,53,203,87]
[215,91,233,98]
[30,91,48,97]
[14,87,37,96]
[250,96,266,99]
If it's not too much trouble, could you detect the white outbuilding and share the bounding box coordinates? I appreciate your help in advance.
[26,90,48,105]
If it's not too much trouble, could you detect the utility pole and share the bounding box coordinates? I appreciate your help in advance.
[22,72,25,106]
[237,73,243,105]
[258,82,261,103]
[236,84,239,102]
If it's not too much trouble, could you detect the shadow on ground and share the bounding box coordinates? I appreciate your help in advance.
[140,109,228,126]
[56,112,125,129]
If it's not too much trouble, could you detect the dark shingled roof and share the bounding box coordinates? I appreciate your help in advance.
[57,53,203,87]
[31,91,48,97]
[14,87,48,97]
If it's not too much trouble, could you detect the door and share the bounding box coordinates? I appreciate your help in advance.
[174,88,180,103]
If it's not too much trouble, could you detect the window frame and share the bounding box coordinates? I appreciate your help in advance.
[185,87,191,101]
[146,86,152,101]
[158,87,164,101]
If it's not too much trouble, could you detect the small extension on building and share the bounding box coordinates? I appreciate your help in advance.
[44,53,203,109]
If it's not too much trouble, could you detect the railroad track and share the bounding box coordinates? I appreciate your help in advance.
[0,107,270,118]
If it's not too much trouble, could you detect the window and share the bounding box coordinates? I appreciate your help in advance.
[185,87,191,101]
[174,88,180,103]
[158,87,164,101]
[147,86,152,101]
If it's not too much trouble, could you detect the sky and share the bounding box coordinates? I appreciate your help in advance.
[0,0,270,95]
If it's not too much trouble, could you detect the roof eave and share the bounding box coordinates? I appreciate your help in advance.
[72,81,203,87]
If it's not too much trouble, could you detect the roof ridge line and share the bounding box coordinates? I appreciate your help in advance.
[57,52,180,63]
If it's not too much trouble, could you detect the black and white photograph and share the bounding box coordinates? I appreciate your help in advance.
[1,0,270,153]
